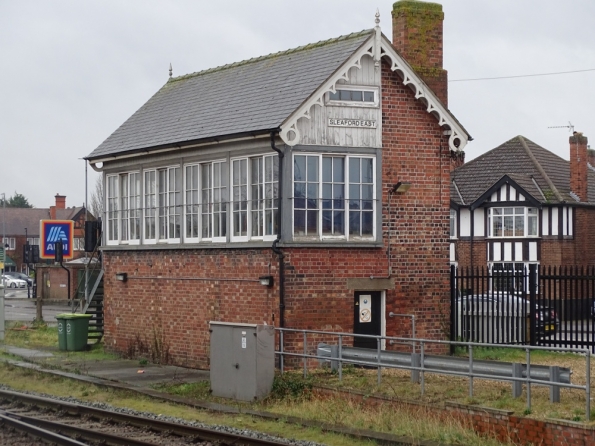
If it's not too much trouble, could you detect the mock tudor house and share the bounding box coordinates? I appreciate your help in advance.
[450,133,595,287]
[86,1,471,367]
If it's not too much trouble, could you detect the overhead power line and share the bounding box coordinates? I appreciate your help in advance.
[449,68,595,82]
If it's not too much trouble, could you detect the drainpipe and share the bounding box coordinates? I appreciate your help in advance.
[270,131,285,328]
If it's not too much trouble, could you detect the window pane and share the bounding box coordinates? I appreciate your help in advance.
[294,156,306,181]
[322,157,332,182]
[333,158,344,182]
[339,90,351,101]
[349,158,360,183]
[351,90,362,101]
[492,216,502,236]
[362,158,373,183]
[307,156,318,181]
[528,215,537,236]
[329,91,340,100]
[363,91,374,102]
[514,216,524,236]
[503,216,514,237]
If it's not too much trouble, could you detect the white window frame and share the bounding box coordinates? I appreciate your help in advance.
[450,209,457,239]
[73,238,85,251]
[488,207,538,238]
[26,238,40,246]
[2,237,15,250]
[230,154,279,242]
[105,172,141,245]
[156,166,182,243]
[292,153,376,242]
[184,160,229,243]
[326,85,379,108]
[106,174,119,245]
[143,170,157,244]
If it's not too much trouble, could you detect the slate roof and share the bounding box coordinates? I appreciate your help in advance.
[0,207,87,236]
[451,135,595,207]
[86,30,375,160]
[1,208,50,236]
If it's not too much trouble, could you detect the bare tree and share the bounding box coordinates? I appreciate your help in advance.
[90,176,103,219]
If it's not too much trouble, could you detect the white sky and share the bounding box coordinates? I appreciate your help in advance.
[1,0,594,208]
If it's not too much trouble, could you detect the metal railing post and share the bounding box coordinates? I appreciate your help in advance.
[303,331,307,378]
[377,336,382,386]
[338,335,343,382]
[450,265,456,354]
[469,344,474,398]
[279,330,284,374]
[526,347,531,412]
[421,341,425,395]
[587,352,591,421]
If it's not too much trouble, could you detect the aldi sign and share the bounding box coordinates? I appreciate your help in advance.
[40,220,74,260]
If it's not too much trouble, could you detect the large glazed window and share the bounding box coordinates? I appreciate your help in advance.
[488,207,538,238]
[106,172,141,244]
[120,173,141,242]
[144,171,156,242]
[293,154,375,241]
[200,161,228,241]
[231,154,278,241]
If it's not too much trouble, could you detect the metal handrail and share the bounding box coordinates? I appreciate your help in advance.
[275,327,591,421]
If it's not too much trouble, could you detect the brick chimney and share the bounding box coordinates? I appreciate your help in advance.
[569,133,588,202]
[50,194,66,219]
[391,0,448,105]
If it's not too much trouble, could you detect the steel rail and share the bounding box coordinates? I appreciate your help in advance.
[2,409,157,446]
[0,389,291,446]
[0,410,88,446]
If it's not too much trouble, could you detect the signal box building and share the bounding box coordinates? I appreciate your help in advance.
[86,1,471,367]
[450,133,595,278]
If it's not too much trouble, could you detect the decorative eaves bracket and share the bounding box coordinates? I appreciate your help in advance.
[280,33,469,152]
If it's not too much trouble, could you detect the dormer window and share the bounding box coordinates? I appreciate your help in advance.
[327,85,379,107]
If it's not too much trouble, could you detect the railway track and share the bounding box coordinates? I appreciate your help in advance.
[0,389,294,446]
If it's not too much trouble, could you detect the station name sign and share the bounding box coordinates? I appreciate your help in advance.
[328,118,377,129]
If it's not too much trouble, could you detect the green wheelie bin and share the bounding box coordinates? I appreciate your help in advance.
[55,314,68,351]
[63,314,93,351]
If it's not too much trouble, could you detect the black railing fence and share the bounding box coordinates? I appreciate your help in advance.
[450,265,595,352]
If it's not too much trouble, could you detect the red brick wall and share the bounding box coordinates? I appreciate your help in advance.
[103,249,278,368]
[381,59,452,346]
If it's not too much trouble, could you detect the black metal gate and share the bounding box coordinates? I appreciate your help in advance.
[450,265,595,351]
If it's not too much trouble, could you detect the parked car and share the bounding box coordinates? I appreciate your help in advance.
[456,292,559,342]
[1,274,27,289]
[4,272,33,287]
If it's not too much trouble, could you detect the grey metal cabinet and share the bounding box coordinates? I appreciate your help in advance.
[209,322,275,401]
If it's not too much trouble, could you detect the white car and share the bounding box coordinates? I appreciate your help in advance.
[1,275,27,289]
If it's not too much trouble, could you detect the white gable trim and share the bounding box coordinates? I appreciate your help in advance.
[280,33,469,152]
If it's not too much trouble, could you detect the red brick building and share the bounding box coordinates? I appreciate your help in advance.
[1,194,90,273]
[450,133,595,281]
[86,1,471,367]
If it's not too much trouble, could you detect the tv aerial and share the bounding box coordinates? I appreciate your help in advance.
[548,121,575,133]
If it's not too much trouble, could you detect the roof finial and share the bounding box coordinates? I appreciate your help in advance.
[374,9,381,69]
[169,63,172,78]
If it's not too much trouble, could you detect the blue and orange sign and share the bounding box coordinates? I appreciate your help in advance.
[40,220,74,260]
